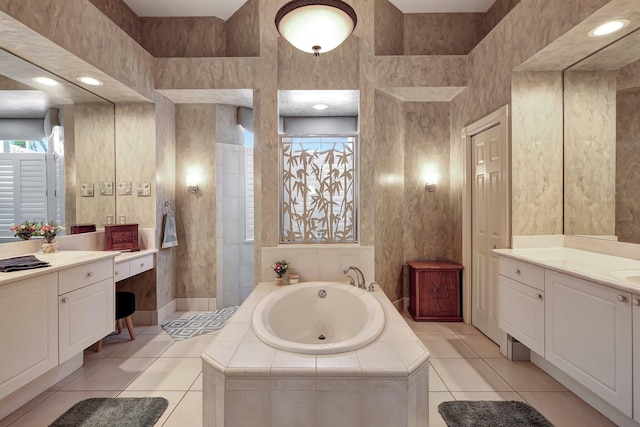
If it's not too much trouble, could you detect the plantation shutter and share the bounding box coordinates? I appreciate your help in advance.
[0,157,15,238]
[245,146,254,241]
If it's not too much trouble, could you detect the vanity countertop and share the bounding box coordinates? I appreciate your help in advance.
[493,247,640,294]
[0,250,118,286]
[112,248,157,264]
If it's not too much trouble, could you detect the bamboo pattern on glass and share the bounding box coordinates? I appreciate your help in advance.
[281,136,356,243]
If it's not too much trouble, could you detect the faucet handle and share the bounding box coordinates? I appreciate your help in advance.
[347,275,356,286]
[368,282,377,292]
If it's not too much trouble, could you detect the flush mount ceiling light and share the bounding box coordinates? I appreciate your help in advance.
[588,19,630,37]
[76,76,104,86]
[32,76,59,86]
[275,0,357,57]
[312,103,329,110]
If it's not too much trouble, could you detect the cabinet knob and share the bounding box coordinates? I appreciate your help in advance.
[61,297,68,303]
[87,272,94,278]
[115,271,119,276]
[633,298,640,306]
[617,295,627,303]
[536,293,542,299]
[515,269,521,274]
[140,263,145,268]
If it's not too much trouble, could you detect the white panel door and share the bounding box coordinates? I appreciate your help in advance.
[0,273,58,400]
[545,270,632,416]
[472,124,508,344]
[633,294,640,422]
[59,278,114,363]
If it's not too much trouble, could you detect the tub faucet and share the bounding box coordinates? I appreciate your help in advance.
[342,266,366,290]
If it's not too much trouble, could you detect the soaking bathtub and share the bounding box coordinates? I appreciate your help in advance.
[202,281,430,427]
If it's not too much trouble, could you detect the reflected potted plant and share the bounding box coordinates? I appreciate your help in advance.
[36,220,64,253]
[9,221,38,240]
[273,260,289,286]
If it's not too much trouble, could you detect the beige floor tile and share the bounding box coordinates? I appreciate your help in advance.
[429,391,454,427]
[116,390,186,427]
[160,334,217,358]
[48,357,105,391]
[418,334,479,358]
[444,322,483,335]
[162,391,203,427]
[458,334,502,358]
[451,391,524,401]
[403,318,457,335]
[484,358,567,392]
[0,391,54,427]
[6,391,118,427]
[83,334,131,359]
[430,358,513,392]
[520,392,617,427]
[109,334,175,358]
[126,358,202,391]
[190,374,203,391]
[166,311,208,320]
[61,357,156,391]
[139,325,170,335]
[429,363,449,392]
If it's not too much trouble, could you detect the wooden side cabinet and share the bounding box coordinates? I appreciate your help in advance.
[104,224,140,251]
[408,261,463,322]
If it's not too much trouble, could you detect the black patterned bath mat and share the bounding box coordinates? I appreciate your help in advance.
[161,306,238,341]
[438,400,554,427]
[49,397,168,427]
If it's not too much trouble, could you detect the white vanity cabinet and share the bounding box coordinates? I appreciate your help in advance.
[114,253,154,282]
[633,294,640,423]
[0,273,58,400]
[545,270,632,416]
[499,258,545,355]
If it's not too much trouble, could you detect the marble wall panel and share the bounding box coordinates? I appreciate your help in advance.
[0,1,155,101]
[154,57,262,90]
[63,107,77,227]
[403,102,453,264]
[277,37,359,90]
[88,0,139,42]
[115,103,156,228]
[216,104,244,145]
[175,104,217,299]
[484,0,521,34]
[564,71,617,236]
[511,72,564,235]
[404,14,486,55]
[139,17,226,58]
[74,103,116,227]
[375,56,467,88]
[374,0,403,55]
[373,91,405,302]
[616,88,640,244]
[153,93,176,308]
[619,59,640,90]
[226,0,260,57]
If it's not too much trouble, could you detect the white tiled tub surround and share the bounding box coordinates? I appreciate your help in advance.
[202,283,430,427]
[261,245,375,284]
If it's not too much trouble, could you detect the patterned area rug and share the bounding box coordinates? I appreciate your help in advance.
[161,306,239,341]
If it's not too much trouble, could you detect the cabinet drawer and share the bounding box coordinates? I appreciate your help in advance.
[59,259,113,295]
[129,254,154,277]
[500,276,544,355]
[499,257,544,291]
[114,261,130,282]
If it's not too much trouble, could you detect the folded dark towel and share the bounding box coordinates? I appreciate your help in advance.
[0,255,50,272]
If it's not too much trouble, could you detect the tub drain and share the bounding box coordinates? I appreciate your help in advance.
[318,334,326,340]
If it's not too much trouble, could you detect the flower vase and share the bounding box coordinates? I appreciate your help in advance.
[42,240,58,253]
[18,234,32,240]
[275,276,284,286]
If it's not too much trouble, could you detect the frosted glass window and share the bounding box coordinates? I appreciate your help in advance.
[280,135,357,243]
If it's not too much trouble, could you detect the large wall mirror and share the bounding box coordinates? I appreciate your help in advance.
[564,29,640,244]
[0,48,115,242]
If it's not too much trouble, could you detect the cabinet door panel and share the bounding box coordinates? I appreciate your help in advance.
[0,273,58,400]
[499,276,544,355]
[633,294,640,422]
[59,278,114,363]
[545,270,632,416]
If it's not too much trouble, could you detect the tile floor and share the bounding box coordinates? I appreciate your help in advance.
[0,310,617,427]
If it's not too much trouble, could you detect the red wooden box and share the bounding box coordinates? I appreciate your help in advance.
[104,224,140,252]
[408,261,463,322]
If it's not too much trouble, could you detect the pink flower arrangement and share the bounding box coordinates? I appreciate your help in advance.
[272,260,289,278]
[9,221,38,240]
[37,221,64,243]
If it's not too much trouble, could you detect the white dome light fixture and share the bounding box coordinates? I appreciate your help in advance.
[588,19,630,37]
[275,0,357,57]
[312,103,329,110]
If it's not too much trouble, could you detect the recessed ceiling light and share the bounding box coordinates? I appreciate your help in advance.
[588,19,630,37]
[32,76,59,86]
[312,103,329,110]
[77,76,104,86]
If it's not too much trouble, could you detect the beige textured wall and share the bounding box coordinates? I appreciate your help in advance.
[484,0,522,34]
[74,103,116,227]
[63,106,77,227]
[175,104,217,299]
[374,0,403,55]
[226,0,260,57]
[115,103,156,228]
[139,17,226,58]
[88,0,139,42]
[619,59,640,90]
[511,72,564,236]
[404,14,487,55]
[564,70,617,236]
[617,88,640,244]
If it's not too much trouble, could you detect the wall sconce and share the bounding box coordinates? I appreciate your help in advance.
[186,173,200,193]
[424,171,438,192]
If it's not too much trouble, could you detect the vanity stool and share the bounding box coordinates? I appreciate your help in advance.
[96,291,136,352]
